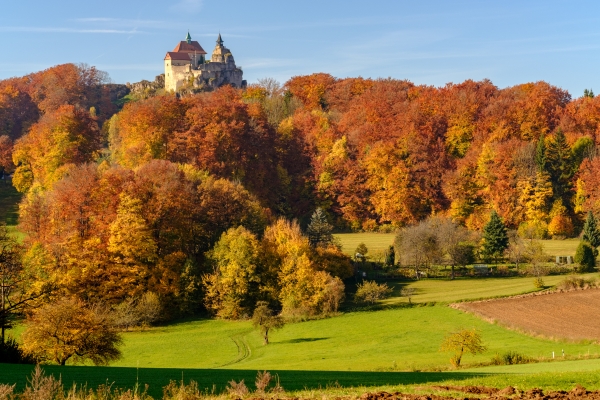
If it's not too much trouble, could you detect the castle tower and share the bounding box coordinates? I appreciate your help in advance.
[164,32,207,91]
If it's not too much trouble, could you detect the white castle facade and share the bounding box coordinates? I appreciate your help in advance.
[164,32,245,92]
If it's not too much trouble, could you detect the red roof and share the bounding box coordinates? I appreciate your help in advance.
[172,41,207,55]
[165,52,192,61]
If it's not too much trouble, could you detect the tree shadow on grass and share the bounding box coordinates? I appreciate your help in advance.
[275,337,330,344]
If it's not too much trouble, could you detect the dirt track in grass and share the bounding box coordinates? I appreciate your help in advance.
[455,289,600,341]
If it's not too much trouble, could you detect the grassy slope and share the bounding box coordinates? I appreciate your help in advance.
[107,305,600,372]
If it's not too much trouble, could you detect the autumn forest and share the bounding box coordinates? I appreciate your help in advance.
[1,63,600,330]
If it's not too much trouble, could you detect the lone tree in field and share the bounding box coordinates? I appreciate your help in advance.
[21,297,122,365]
[252,301,284,345]
[307,208,334,248]
[481,210,509,264]
[440,329,486,368]
[582,211,600,256]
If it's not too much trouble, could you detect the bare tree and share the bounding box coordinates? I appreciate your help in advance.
[434,217,475,279]
[505,230,527,269]
[395,220,441,279]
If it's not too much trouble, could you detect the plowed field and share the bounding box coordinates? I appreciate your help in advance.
[456,289,600,341]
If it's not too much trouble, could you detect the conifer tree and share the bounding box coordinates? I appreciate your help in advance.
[582,211,600,256]
[481,210,509,264]
[307,207,333,248]
[545,129,574,203]
[535,135,546,172]
[582,211,600,246]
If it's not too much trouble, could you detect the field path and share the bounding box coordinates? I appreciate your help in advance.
[215,333,252,368]
[457,289,600,341]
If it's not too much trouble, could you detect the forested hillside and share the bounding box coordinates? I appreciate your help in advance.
[2,64,600,325]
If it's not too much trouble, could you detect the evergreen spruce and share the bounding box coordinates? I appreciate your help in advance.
[307,207,334,248]
[582,211,600,248]
[481,210,509,264]
[545,129,574,203]
[535,135,546,172]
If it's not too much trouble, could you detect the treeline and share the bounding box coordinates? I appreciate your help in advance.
[5,68,600,234]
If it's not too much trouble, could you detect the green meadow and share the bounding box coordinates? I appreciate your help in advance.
[2,190,600,396]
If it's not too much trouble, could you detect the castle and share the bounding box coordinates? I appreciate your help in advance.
[164,32,245,92]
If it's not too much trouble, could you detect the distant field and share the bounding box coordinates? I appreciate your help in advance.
[457,289,600,341]
[383,273,598,304]
[335,233,396,256]
[335,233,580,258]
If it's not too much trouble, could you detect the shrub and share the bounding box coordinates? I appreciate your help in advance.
[558,275,597,290]
[533,277,545,289]
[574,241,596,272]
[491,351,532,365]
[354,281,392,304]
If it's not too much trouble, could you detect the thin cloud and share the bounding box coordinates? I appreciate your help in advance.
[170,0,203,14]
[0,26,147,34]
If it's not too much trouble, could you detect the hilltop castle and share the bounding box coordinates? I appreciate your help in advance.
[164,32,245,92]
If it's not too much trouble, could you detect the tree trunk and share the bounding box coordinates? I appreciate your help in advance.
[263,328,269,345]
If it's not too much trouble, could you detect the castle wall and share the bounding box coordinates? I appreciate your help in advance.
[165,62,191,92]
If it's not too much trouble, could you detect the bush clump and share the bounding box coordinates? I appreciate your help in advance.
[354,281,392,305]
[558,275,597,290]
[491,351,532,365]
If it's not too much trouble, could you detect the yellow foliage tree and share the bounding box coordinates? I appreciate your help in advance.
[107,193,157,299]
[203,226,263,319]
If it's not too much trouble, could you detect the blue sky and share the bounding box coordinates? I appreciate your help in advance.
[1,0,599,96]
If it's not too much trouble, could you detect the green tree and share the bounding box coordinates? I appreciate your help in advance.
[544,129,574,204]
[384,245,395,268]
[307,208,334,248]
[575,241,596,272]
[440,329,486,368]
[582,211,600,255]
[535,135,546,172]
[252,301,284,345]
[481,210,509,264]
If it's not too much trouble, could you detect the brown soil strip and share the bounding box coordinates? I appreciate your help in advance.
[454,289,600,341]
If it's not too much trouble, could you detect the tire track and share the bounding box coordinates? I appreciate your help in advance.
[215,332,252,368]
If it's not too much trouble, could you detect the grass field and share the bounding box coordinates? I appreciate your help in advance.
[100,304,600,372]
[334,233,580,258]
[382,273,599,304]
